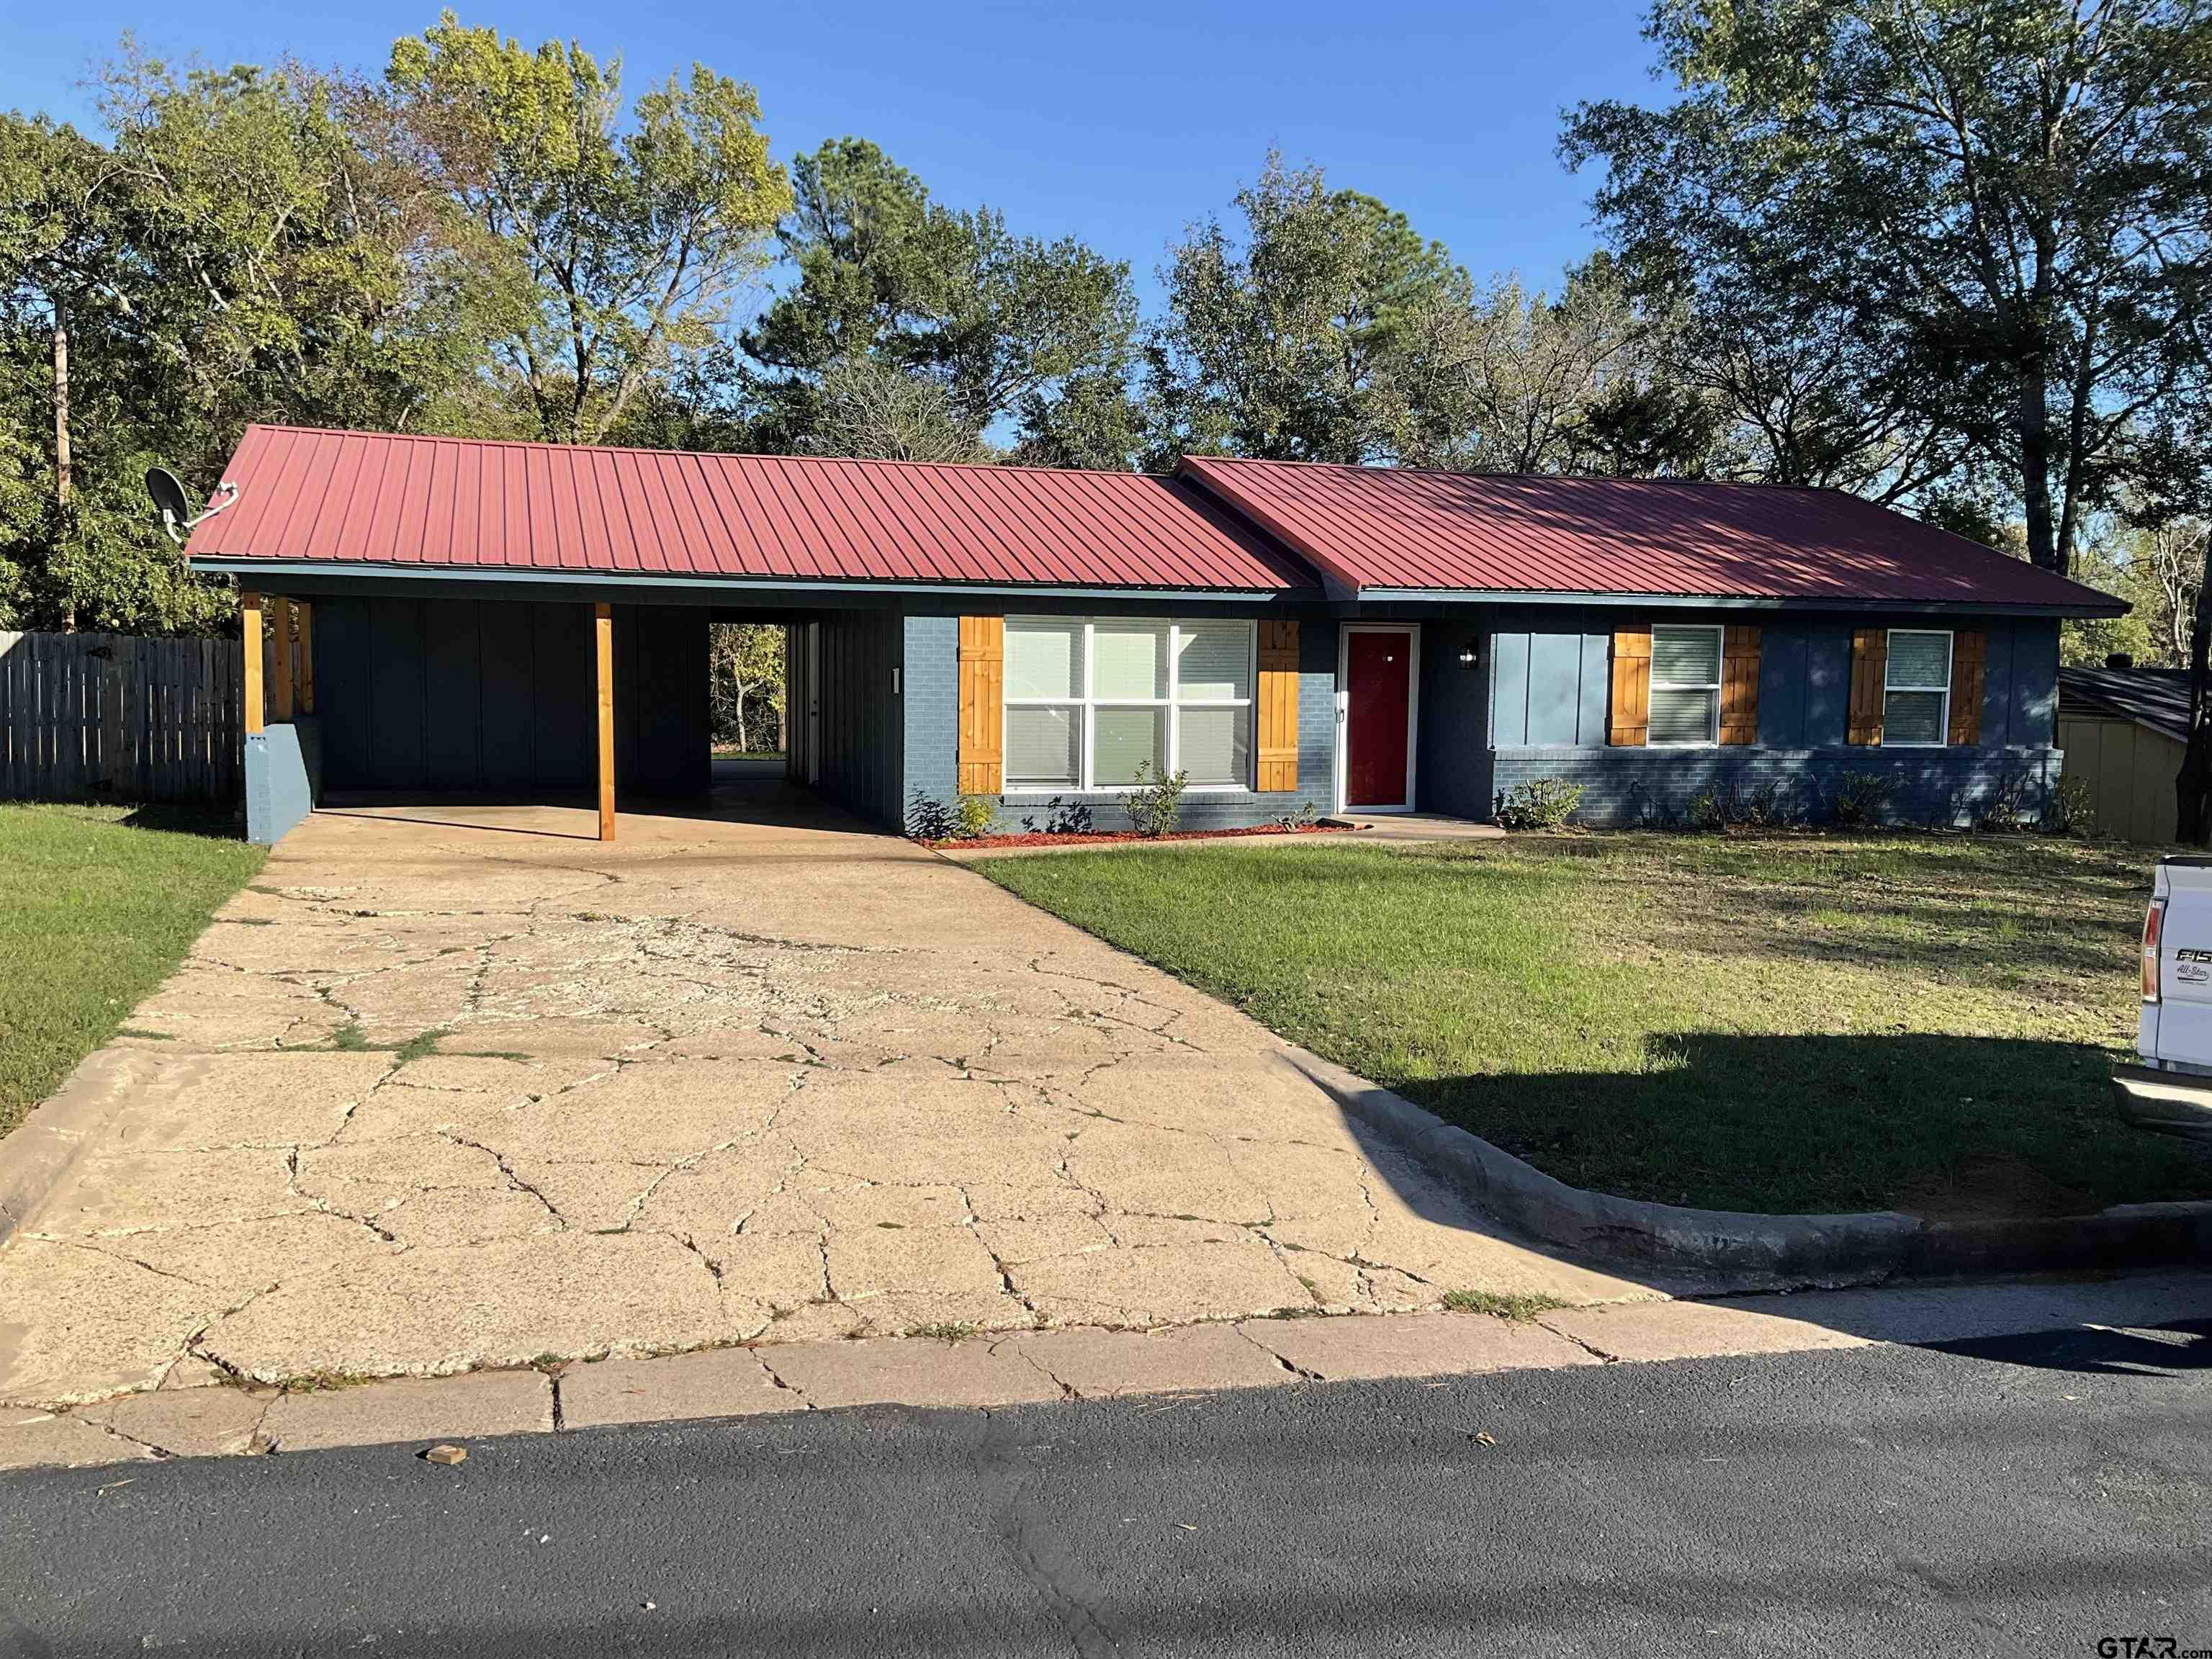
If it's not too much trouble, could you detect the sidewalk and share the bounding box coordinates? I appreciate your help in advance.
[7,1271,2203,1470]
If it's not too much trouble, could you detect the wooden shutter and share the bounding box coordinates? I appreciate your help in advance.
[1948,629,1985,745]
[1719,625,1762,745]
[1256,619,1300,791]
[1608,628,1650,747]
[1848,627,1888,745]
[956,616,1004,793]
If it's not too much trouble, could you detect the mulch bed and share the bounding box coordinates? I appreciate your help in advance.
[922,823,1344,851]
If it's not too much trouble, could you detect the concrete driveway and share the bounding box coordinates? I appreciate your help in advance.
[0,784,1641,1408]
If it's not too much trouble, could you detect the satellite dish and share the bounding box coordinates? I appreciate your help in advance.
[145,467,240,546]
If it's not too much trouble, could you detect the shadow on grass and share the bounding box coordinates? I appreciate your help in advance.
[119,801,248,840]
[1390,1031,2212,1218]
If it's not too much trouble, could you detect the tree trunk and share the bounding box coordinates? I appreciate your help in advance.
[2018,358,2059,575]
[2177,565,2212,844]
[52,298,70,508]
[52,298,75,633]
[733,682,749,753]
[2018,246,2060,575]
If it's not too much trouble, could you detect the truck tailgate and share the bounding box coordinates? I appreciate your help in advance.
[2147,858,2212,1064]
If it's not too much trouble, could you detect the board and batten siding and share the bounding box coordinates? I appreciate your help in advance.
[1,630,245,804]
[314,597,707,800]
[2057,713,2183,845]
[1488,614,2059,751]
[811,608,907,827]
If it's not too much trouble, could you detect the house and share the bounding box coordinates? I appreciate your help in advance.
[2058,662,2190,843]
[183,425,2120,845]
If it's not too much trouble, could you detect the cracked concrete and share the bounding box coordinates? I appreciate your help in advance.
[0,783,1648,1412]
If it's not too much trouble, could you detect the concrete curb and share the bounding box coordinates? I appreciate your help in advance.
[1288,1052,2212,1286]
[0,1047,161,1248]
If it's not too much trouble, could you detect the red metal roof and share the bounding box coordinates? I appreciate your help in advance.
[188,426,1315,592]
[188,424,2119,613]
[1178,455,2119,612]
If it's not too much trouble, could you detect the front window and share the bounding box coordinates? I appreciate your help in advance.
[1648,624,1723,747]
[1004,617,1255,791]
[1884,629,1951,746]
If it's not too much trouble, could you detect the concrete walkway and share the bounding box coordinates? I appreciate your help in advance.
[0,782,1644,1417]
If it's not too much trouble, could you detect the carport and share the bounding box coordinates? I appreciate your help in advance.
[186,427,943,846]
[183,422,1322,848]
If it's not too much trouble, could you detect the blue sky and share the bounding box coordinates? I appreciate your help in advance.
[4,0,1670,310]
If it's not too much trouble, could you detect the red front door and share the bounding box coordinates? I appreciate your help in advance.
[1344,629,1413,808]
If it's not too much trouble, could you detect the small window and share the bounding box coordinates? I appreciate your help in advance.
[1648,624,1723,747]
[1884,629,1951,746]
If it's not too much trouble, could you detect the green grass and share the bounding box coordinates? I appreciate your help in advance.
[0,803,264,1139]
[1440,1289,1570,1320]
[976,833,2212,1215]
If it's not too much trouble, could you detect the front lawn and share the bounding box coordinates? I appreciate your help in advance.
[976,834,2212,1215]
[0,804,265,1140]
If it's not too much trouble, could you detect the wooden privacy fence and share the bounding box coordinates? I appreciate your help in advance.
[0,631,244,804]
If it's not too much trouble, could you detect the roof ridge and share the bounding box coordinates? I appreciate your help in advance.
[1188,452,1842,493]
[238,423,1173,484]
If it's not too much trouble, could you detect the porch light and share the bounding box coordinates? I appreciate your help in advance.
[1456,642,1480,669]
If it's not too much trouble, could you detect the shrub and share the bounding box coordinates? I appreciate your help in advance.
[1493,778,1585,831]
[906,788,999,840]
[1974,768,2038,834]
[1046,796,1094,835]
[1828,771,1896,830]
[2046,774,2099,838]
[1121,761,1189,837]
[907,789,958,840]
[1686,778,1794,833]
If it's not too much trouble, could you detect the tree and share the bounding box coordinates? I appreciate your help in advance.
[1390,261,1668,472]
[386,14,791,446]
[742,138,1139,459]
[1145,153,1460,467]
[2146,519,2212,662]
[0,115,118,624]
[802,355,988,464]
[709,622,784,752]
[0,49,491,631]
[1563,0,2212,575]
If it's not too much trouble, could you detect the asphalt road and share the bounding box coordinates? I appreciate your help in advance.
[4,1320,2208,1658]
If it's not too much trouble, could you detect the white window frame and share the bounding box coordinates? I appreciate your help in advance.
[1647,622,1725,749]
[1002,617,1257,793]
[1882,628,1952,748]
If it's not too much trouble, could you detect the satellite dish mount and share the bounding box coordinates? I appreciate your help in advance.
[145,468,240,547]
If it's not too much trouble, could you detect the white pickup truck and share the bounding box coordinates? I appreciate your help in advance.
[2114,856,2212,1141]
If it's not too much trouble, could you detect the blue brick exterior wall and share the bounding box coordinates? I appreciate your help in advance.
[902,614,958,827]
[1489,744,2062,828]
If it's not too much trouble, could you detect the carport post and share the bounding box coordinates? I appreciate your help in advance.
[595,602,615,841]
[240,591,264,734]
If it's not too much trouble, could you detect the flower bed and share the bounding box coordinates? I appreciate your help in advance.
[922,822,1344,851]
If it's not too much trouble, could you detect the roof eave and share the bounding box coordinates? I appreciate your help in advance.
[184,557,1314,603]
[1346,585,2126,619]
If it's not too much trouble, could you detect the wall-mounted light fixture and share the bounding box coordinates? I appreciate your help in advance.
[1456,639,1481,670]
